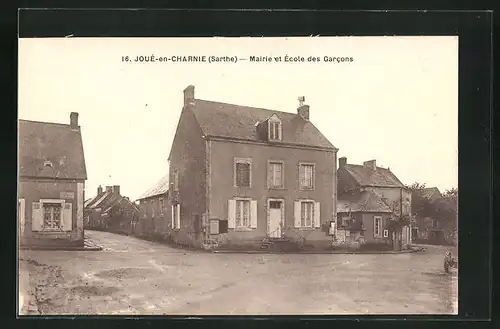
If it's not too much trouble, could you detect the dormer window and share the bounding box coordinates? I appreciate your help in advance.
[268,114,282,141]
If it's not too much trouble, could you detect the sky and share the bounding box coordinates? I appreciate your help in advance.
[18,36,458,201]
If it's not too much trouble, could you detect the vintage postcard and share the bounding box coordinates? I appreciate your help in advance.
[18,36,458,315]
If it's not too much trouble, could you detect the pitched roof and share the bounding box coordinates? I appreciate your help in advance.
[414,187,442,202]
[342,164,404,188]
[337,190,393,213]
[136,174,169,200]
[85,191,139,214]
[18,119,87,179]
[189,99,336,150]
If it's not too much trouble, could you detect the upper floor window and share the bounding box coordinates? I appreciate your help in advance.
[374,216,382,237]
[234,158,252,188]
[268,161,284,189]
[299,163,315,190]
[268,114,282,141]
[173,170,179,191]
[432,219,438,229]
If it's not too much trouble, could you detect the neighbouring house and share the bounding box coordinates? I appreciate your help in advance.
[336,157,412,250]
[18,112,87,248]
[166,85,338,251]
[411,187,456,245]
[84,185,139,235]
[135,175,170,238]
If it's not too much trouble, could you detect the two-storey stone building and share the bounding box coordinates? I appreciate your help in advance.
[167,86,338,250]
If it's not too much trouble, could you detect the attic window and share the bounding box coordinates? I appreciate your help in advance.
[268,115,282,141]
[43,160,53,168]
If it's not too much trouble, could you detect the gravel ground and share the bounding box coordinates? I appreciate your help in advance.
[18,231,458,316]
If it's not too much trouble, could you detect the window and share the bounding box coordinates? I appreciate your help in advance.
[159,198,164,215]
[173,170,179,191]
[299,163,315,189]
[43,203,62,230]
[234,158,252,187]
[341,216,350,227]
[268,161,284,188]
[374,216,382,237]
[172,204,180,229]
[432,219,438,229]
[300,201,314,228]
[269,121,282,140]
[236,200,251,228]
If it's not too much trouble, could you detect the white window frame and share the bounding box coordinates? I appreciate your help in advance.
[299,200,315,229]
[268,115,282,141]
[39,199,65,232]
[171,203,180,230]
[268,160,284,189]
[234,198,252,230]
[299,162,316,190]
[374,216,382,238]
[234,157,252,188]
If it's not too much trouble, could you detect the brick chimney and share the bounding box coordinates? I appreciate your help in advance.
[183,85,195,106]
[339,157,347,168]
[105,186,112,193]
[97,185,103,194]
[112,185,121,195]
[70,112,79,130]
[297,96,309,120]
[363,160,377,171]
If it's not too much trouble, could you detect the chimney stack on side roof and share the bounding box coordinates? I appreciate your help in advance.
[183,85,195,106]
[339,157,347,168]
[97,185,103,195]
[70,112,79,130]
[105,186,113,193]
[112,185,121,195]
[297,96,310,121]
[363,160,377,171]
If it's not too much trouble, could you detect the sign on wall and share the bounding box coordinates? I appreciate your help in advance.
[60,191,75,199]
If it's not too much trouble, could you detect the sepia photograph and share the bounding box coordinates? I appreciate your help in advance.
[18,36,458,316]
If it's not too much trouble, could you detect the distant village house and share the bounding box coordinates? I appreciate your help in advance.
[84,184,139,235]
[336,157,412,250]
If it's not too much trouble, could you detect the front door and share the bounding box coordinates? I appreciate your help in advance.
[268,200,283,238]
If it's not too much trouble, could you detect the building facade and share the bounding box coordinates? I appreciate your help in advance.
[135,175,170,239]
[84,185,139,235]
[337,157,412,250]
[18,112,87,248]
[167,85,338,250]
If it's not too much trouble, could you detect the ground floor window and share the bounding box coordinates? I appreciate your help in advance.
[43,203,62,230]
[236,200,251,228]
[374,216,382,237]
[301,202,314,228]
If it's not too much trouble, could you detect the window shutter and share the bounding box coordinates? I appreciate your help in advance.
[176,204,181,229]
[294,201,301,228]
[250,200,258,228]
[299,165,304,188]
[314,202,321,228]
[62,202,73,231]
[171,205,175,228]
[228,200,236,229]
[31,202,43,231]
[267,163,273,188]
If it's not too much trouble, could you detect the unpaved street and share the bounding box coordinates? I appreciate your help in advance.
[19,231,458,315]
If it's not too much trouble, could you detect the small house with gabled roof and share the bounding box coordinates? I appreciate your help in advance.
[18,112,87,248]
[84,185,139,234]
[337,157,412,250]
[167,85,338,250]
